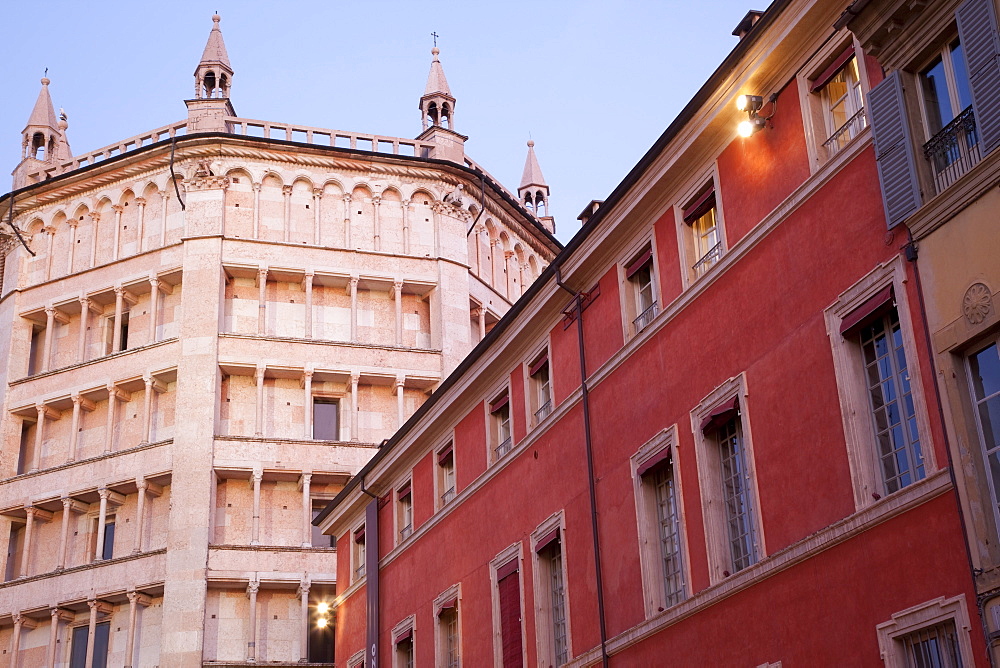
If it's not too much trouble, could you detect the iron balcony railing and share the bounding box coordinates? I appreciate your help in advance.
[924,105,981,195]
[495,437,513,459]
[693,242,722,277]
[823,107,867,159]
[633,301,659,332]
[441,487,456,505]
[534,399,553,422]
[400,524,413,540]
[355,564,366,579]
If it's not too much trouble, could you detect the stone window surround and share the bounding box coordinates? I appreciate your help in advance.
[530,510,572,668]
[875,594,974,668]
[489,542,526,668]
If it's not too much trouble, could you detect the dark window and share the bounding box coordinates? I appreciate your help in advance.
[968,342,1000,531]
[101,518,116,560]
[27,326,42,375]
[5,524,24,581]
[70,622,110,668]
[311,503,335,547]
[717,418,758,573]
[308,587,335,662]
[860,310,925,493]
[497,564,523,668]
[313,399,339,440]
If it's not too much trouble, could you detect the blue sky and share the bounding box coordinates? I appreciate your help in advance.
[1,1,770,244]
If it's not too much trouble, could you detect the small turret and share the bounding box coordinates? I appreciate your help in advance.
[12,77,71,189]
[518,141,554,234]
[186,14,236,133]
[416,47,467,163]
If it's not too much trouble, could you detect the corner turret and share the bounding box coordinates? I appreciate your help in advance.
[186,14,236,133]
[416,47,466,163]
[12,77,71,189]
[518,140,554,234]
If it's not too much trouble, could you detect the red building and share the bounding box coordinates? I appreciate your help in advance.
[316,0,989,664]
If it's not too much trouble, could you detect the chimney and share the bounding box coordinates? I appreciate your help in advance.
[732,10,765,39]
[577,200,604,226]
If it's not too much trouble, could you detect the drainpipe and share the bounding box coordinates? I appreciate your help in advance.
[360,476,380,668]
[555,266,610,667]
[904,233,993,666]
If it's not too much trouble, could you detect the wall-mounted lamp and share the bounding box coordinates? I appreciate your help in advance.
[736,93,777,137]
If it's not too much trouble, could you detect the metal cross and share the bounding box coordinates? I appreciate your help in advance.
[431,32,439,47]
[44,67,48,77]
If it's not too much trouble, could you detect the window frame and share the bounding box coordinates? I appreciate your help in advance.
[675,169,727,288]
[631,426,690,617]
[964,336,1000,536]
[489,543,526,668]
[531,511,571,667]
[487,387,513,463]
[824,257,937,510]
[525,344,553,428]
[312,395,341,441]
[434,583,462,668]
[690,374,765,584]
[435,440,457,509]
[798,34,872,168]
[875,595,974,668]
[392,615,416,668]
[916,36,972,141]
[395,477,413,545]
[350,521,366,583]
[620,240,660,339]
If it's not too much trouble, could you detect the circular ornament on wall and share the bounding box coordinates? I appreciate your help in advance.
[963,282,993,325]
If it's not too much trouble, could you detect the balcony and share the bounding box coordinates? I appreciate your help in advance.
[693,242,722,278]
[495,437,513,459]
[924,105,981,195]
[534,400,553,423]
[440,487,456,505]
[633,301,659,333]
[823,107,867,159]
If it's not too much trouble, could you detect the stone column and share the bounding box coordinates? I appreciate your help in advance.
[112,286,125,353]
[148,276,160,343]
[84,600,98,668]
[77,297,92,363]
[250,470,262,546]
[393,280,404,346]
[372,194,382,251]
[257,268,268,336]
[10,613,23,668]
[282,185,292,242]
[105,384,119,453]
[124,592,151,668]
[95,488,110,561]
[298,579,311,662]
[254,366,266,437]
[159,190,168,247]
[89,212,100,268]
[111,204,124,261]
[135,197,146,254]
[304,272,314,339]
[47,608,73,668]
[504,250,515,299]
[141,374,165,444]
[66,220,78,274]
[312,188,322,244]
[342,194,352,247]
[57,497,82,569]
[401,199,411,254]
[300,473,312,547]
[349,277,359,342]
[252,183,262,239]
[302,370,313,439]
[350,373,360,442]
[42,306,56,372]
[490,239,499,289]
[246,579,259,662]
[45,227,55,280]
[133,478,161,554]
[395,377,405,430]
[32,404,49,472]
[20,508,37,577]
[67,394,94,463]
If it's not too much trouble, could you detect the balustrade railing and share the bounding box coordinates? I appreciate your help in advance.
[633,301,659,332]
[924,105,981,195]
[495,437,513,459]
[823,107,867,159]
[693,242,722,277]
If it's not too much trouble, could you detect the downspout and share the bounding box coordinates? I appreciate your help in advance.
[554,265,610,668]
[359,475,380,668]
[904,233,993,666]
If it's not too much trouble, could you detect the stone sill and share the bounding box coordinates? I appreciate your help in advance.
[204,662,333,667]
[210,544,336,553]
[9,337,179,386]
[214,435,379,449]
[0,548,166,589]
[1,439,172,484]
[218,331,440,354]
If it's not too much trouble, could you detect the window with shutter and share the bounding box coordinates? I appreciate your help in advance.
[957,0,1000,155]
[868,70,922,227]
[497,568,523,668]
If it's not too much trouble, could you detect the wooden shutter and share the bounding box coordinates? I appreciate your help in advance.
[958,0,1000,155]
[498,570,523,668]
[868,71,922,228]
